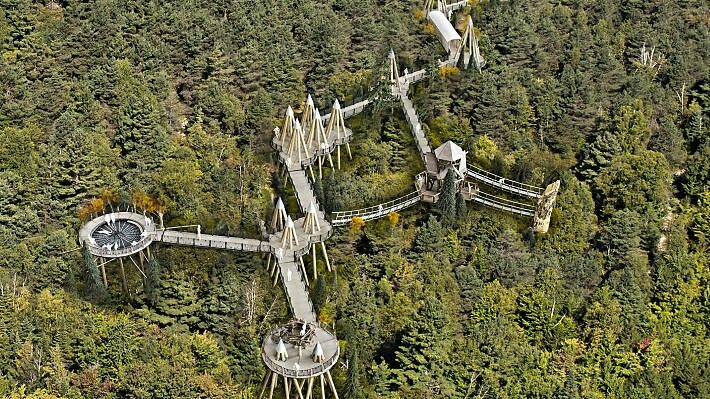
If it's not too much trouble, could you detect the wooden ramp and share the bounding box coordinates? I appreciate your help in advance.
[331,191,422,226]
[274,250,317,323]
[465,167,543,199]
[153,230,270,252]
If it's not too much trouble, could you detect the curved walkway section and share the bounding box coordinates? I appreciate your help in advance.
[331,191,422,226]
[470,191,535,217]
[466,167,543,199]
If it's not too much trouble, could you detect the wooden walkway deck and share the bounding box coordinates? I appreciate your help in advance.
[331,191,422,226]
[398,83,439,175]
[465,167,543,199]
[287,169,320,214]
[153,230,271,252]
[274,250,317,322]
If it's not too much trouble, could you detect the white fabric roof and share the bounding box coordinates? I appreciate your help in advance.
[434,141,466,162]
[428,11,462,43]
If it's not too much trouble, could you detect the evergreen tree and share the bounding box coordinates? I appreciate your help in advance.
[113,60,169,186]
[394,298,454,397]
[312,277,326,314]
[144,256,161,305]
[82,247,104,299]
[438,168,457,225]
[313,174,324,205]
[455,192,467,222]
[344,350,364,399]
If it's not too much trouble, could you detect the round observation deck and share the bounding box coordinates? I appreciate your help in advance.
[79,212,156,258]
[262,320,339,378]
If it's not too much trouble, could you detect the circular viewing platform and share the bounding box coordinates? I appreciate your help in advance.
[78,212,156,258]
[262,320,339,378]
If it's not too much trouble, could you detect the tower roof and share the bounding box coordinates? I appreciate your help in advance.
[434,141,466,162]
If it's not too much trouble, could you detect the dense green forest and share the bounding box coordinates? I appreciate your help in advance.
[1,0,709,398]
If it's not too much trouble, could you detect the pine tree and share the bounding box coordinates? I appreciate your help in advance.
[438,168,457,225]
[144,256,161,305]
[455,193,467,221]
[82,247,104,299]
[313,174,324,205]
[312,277,326,314]
[344,350,364,399]
[114,60,168,186]
[394,298,454,396]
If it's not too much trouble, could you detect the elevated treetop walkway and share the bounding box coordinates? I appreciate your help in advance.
[79,4,559,399]
[331,191,422,226]
[465,166,544,199]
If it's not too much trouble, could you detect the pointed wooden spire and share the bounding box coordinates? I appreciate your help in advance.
[286,119,311,165]
[280,106,296,148]
[307,108,329,149]
[389,49,401,91]
[301,94,317,133]
[312,341,324,363]
[280,216,299,249]
[302,201,321,234]
[271,197,287,232]
[325,99,347,143]
[276,339,288,361]
[454,16,485,71]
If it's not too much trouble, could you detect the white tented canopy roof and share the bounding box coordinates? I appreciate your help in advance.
[428,10,462,43]
[435,141,465,162]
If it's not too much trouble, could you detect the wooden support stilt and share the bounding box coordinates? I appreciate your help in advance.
[119,257,129,296]
[346,142,352,160]
[299,256,310,286]
[309,164,316,181]
[326,370,340,399]
[128,255,147,279]
[327,152,334,170]
[99,260,108,287]
[320,241,332,272]
[337,146,341,170]
[273,267,280,286]
[284,375,291,399]
[306,377,315,399]
[269,371,278,399]
[259,371,271,399]
[320,374,326,399]
[312,243,317,280]
[266,252,272,271]
[294,378,306,399]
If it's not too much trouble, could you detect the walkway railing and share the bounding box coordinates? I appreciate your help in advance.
[469,190,536,217]
[331,191,422,226]
[154,230,271,252]
[85,234,154,257]
[261,340,339,378]
[465,167,543,199]
[277,252,316,321]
